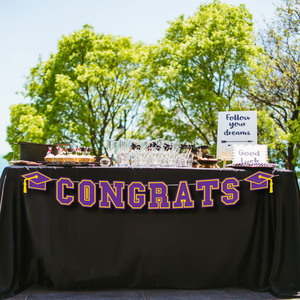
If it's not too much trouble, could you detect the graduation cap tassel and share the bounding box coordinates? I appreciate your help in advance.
[23,175,38,193]
[270,179,273,193]
[258,175,273,193]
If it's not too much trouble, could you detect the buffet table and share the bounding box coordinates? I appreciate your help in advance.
[0,165,300,299]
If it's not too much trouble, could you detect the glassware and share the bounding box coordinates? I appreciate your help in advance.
[185,153,194,167]
[105,139,114,157]
[101,138,200,168]
[116,151,130,166]
[114,139,134,166]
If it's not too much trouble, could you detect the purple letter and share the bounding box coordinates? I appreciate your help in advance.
[221,177,239,206]
[128,182,146,209]
[172,181,194,209]
[78,180,96,207]
[195,179,220,207]
[99,181,125,209]
[56,177,74,206]
[148,182,170,209]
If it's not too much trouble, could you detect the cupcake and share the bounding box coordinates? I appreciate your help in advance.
[73,148,80,163]
[86,147,95,163]
[89,156,96,163]
[78,147,89,163]
[64,148,76,164]
[44,147,55,162]
[54,146,65,163]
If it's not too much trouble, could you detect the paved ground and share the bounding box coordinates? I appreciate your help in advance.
[8,285,294,300]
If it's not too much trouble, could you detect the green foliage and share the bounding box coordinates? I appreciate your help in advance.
[4,104,46,161]
[257,110,287,166]
[139,0,262,146]
[246,0,300,170]
[23,24,148,155]
[6,1,299,171]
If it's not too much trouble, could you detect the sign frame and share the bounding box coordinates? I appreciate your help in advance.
[217,111,257,160]
[233,144,268,164]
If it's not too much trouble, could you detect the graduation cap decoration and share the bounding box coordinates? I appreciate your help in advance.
[163,143,172,151]
[21,171,52,193]
[130,143,137,150]
[80,146,86,153]
[243,171,275,193]
[146,142,157,150]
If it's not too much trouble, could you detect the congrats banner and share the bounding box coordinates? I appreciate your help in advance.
[21,170,276,210]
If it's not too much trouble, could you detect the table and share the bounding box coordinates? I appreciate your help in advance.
[0,165,300,299]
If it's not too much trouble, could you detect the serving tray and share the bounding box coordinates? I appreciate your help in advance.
[38,161,92,167]
[197,159,219,165]
[227,163,279,169]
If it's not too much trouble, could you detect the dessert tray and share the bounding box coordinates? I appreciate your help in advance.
[39,159,111,167]
[10,160,42,166]
[197,158,219,164]
[227,163,279,169]
[196,158,219,169]
[39,161,92,166]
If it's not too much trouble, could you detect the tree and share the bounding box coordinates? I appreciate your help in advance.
[257,110,288,166]
[23,24,148,155]
[245,0,300,170]
[4,104,46,161]
[138,0,261,147]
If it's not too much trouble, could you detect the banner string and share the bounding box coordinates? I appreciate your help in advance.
[45,176,278,187]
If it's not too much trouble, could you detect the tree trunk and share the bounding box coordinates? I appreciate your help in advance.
[286,143,295,171]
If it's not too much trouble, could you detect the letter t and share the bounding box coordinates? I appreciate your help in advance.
[195,179,220,207]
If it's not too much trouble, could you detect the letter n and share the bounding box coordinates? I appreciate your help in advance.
[99,181,125,209]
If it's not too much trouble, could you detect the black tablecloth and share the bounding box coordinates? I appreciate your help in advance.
[0,165,300,299]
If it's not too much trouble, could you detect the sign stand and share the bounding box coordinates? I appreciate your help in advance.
[216,111,257,165]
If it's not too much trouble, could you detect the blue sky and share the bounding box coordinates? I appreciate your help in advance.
[0,0,280,171]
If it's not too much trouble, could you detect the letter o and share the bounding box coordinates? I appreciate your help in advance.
[78,180,96,207]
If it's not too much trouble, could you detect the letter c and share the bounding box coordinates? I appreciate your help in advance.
[56,177,74,206]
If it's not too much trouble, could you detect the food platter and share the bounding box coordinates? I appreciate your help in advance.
[227,163,279,169]
[197,158,219,168]
[9,160,42,166]
[197,159,219,165]
[38,161,92,167]
[38,160,111,167]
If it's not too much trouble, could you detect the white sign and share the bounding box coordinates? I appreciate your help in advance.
[233,145,268,164]
[217,111,257,160]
